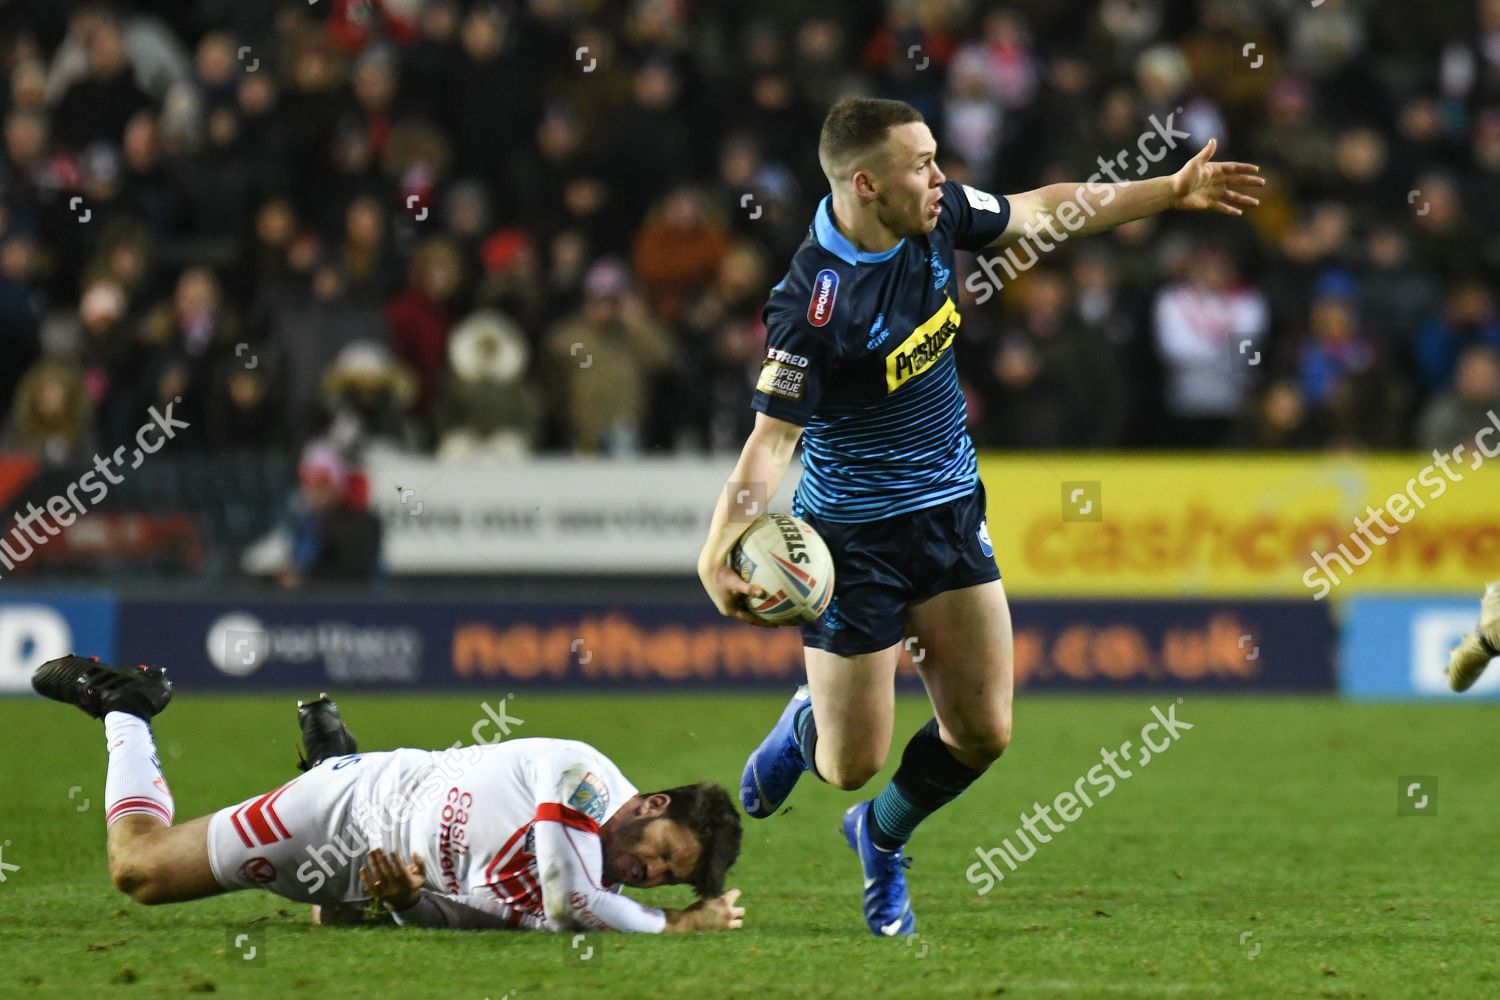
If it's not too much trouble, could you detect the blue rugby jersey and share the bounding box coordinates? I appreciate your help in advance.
[751,181,1012,523]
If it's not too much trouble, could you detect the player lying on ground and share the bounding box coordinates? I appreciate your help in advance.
[1447,580,1500,692]
[698,96,1263,935]
[33,655,745,932]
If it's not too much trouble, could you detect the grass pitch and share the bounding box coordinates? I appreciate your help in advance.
[1,691,1497,998]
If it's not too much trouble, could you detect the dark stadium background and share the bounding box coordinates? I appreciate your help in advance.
[0,0,1492,678]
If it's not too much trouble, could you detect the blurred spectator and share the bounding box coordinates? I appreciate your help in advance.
[1236,379,1326,451]
[1153,245,1269,447]
[0,0,1492,467]
[44,3,191,103]
[263,253,383,439]
[1415,281,1500,392]
[1297,274,1399,447]
[207,357,279,449]
[75,277,143,446]
[607,58,694,222]
[0,232,44,414]
[984,269,1123,448]
[434,310,541,460]
[4,358,94,464]
[320,341,420,451]
[281,442,381,589]
[1418,345,1500,453]
[386,237,464,413]
[1360,225,1440,352]
[861,0,956,125]
[51,9,154,152]
[136,266,239,439]
[544,259,670,454]
[632,188,731,328]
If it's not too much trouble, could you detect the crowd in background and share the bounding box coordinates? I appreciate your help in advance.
[2,0,1499,472]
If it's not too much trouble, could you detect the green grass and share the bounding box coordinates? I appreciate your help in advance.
[1,692,1498,998]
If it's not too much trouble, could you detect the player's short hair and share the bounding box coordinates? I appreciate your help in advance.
[818,97,925,184]
[644,781,742,897]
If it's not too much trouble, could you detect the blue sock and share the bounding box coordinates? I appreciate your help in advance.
[869,718,988,851]
[793,702,821,779]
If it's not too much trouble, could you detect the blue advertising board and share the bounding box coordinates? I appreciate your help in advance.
[98,596,1334,693]
[1341,595,1492,699]
[0,591,116,694]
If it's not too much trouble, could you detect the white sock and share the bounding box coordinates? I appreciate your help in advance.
[103,712,174,828]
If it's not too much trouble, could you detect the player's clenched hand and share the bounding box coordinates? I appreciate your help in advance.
[697,554,777,629]
[360,848,426,911]
[1169,138,1265,216]
[665,888,745,932]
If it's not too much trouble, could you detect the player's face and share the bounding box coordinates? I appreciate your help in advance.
[604,816,701,889]
[872,122,946,238]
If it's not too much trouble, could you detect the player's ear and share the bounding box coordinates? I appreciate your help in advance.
[640,792,671,817]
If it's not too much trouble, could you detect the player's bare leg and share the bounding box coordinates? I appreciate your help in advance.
[803,644,901,789]
[739,644,898,818]
[836,579,1014,936]
[905,578,1015,769]
[32,655,226,905]
[108,814,224,904]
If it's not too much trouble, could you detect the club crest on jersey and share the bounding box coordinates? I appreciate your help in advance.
[567,772,609,823]
[929,251,951,291]
[807,269,838,327]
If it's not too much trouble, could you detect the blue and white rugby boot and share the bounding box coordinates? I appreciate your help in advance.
[842,800,916,936]
[739,684,811,818]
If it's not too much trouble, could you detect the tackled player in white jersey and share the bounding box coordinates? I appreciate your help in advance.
[32,655,745,933]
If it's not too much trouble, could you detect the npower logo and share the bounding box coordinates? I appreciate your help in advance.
[806,269,838,327]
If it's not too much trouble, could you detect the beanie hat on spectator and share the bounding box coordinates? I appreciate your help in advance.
[583,257,630,300]
[481,228,534,273]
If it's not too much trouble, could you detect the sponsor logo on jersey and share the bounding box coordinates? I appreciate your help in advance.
[766,347,809,367]
[756,359,807,400]
[806,268,839,327]
[566,772,610,823]
[866,312,890,350]
[886,297,961,392]
[439,786,474,894]
[929,251,951,291]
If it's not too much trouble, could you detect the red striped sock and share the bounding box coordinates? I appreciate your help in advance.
[103,712,174,828]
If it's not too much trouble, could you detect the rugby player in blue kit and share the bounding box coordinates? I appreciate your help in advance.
[697,97,1263,936]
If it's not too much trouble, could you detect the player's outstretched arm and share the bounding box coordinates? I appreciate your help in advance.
[698,412,804,627]
[989,138,1263,248]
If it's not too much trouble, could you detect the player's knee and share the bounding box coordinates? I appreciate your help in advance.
[110,857,168,904]
[956,716,1012,763]
[822,755,882,791]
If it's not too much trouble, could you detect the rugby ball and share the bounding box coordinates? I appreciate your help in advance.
[730,513,835,625]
